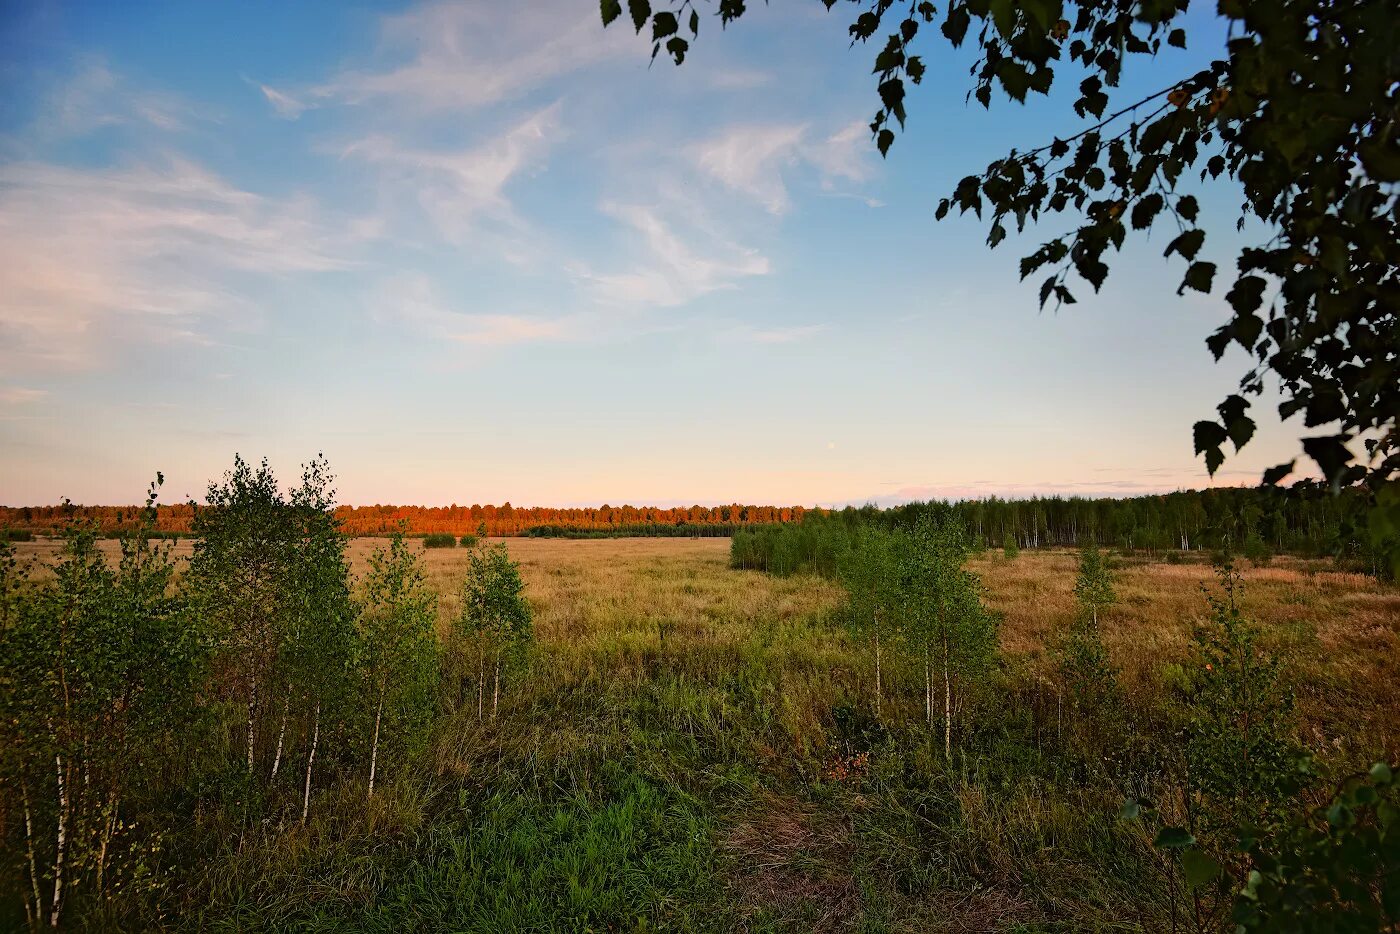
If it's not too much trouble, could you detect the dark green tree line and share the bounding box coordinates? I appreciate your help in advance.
[734,484,1390,577]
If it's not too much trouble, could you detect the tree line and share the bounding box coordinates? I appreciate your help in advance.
[733,483,1389,578]
[4,484,1379,562]
[0,455,534,930]
[0,501,810,539]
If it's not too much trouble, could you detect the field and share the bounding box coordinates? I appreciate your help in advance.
[10,535,1397,931]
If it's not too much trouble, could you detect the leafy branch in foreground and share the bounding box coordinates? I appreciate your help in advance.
[1125,763,1398,933]
[601,0,1398,566]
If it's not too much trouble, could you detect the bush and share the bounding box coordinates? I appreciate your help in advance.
[422,533,456,549]
[1243,532,1273,566]
[459,534,478,548]
[0,528,33,542]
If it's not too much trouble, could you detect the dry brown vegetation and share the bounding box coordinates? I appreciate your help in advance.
[17,536,1396,760]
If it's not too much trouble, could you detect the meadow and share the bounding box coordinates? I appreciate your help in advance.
[9,534,1395,931]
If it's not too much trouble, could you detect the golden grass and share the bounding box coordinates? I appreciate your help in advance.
[14,537,1398,761]
[969,549,1400,759]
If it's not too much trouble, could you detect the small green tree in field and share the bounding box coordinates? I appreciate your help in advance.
[188,454,362,827]
[1242,532,1272,567]
[1183,563,1305,839]
[902,519,998,761]
[0,479,204,929]
[358,533,439,800]
[1072,542,1115,627]
[455,543,532,720]
[282,459,357,822]
[189,456,295,777]
[422,533,455,549]
[459,533,478,549]
[837,527,904,720]
[1003,534,1019,560]
[1056,543,1120,740]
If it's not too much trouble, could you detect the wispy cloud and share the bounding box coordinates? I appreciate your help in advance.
[381,276,576,346]
[252,80,310,119]
[339,104,560,251]
[259,0,631,118]
[694,124,807,214]
[0,157,359,369]
[0,387,48,405]
[574,200,770,307]
[30,60,205,141]
[693,120,875,214]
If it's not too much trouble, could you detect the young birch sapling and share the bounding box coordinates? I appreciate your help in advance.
[357,533,439,800]
[455,543,532,720]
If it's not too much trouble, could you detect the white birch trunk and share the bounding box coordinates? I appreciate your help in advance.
[246,674,258,773]
[476,650,485,721]
[50,753,67,929]
[368,690,384,800]
[23,783,41,929]
[492,653,501,719]
[271,690,290,779]
[943,660,953,762]
[301,702,320,825]
[874,617,882,720]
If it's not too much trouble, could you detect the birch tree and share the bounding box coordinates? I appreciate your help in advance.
[0,479,203,929]
[837,527,904,720]
[454,543,532,720]
[357,533,439,800]
[189,456,295,777]
[283,457,357,822]
[1072,542,1116,627]
[902,518,998,761]
[1056,542,1121,742]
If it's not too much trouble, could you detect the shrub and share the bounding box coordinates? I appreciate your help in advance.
[1243,532,1273,566]
[459,534,478,548]
[0,528,33,542]
[1182,562,1305,836]
[422,533,456,549]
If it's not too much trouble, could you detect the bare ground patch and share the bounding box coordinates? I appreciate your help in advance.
[720,793,1035,933]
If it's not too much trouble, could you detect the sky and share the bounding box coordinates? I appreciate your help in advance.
[0,0,1308,508]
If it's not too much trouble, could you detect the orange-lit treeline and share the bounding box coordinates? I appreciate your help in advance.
[0,502,809,537]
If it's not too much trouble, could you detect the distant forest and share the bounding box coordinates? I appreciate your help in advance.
[0,502,809,538]
[731,483,1386,578]
[0,483,1375,558]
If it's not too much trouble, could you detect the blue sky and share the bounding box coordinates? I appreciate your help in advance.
[0,0,1303,507]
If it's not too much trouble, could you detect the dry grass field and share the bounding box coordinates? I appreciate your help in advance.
[17,535,1397,760]
[11,535,1397,930]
